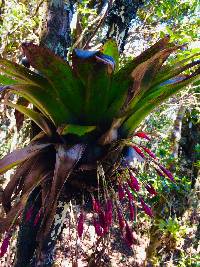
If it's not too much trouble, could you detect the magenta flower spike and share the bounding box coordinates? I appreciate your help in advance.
[141,146,156,159]
[140,197,154,218]
[129,201,134,221]
[118,183,125,201]
[158,164,175,182]
[25,205,34,223]
[105,199,113,227]
[155,167,165,178]
[124,183,134,201]
[134,132,150,141]
[0,234,11,258]
[117,208,125,232]
[128,172,140,192]
[124,221,135,247]
[93,219,104,237]
[92,197,101,213]
[131,145,145,158]
[77,211,84,238]
[145,184,157,196]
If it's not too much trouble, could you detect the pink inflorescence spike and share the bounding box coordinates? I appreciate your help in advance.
[124,183,134,201]
[118,183,125,201]
[128,171,140,192]
[131,145,145,158]
[141,146,156,159]
[92,197,101,213]
[158,164,175,182]
[134,132,150,141]
[77,211,84,238]
[145,184,157,196]
[124,221,135,247]
[93,219,104,237]
[0,233,11,258]
[140,197,154,218]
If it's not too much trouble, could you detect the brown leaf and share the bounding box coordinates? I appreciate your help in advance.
[2,159,34,213]
[14,97,29,131]
[123,46,180,111]
[39,143,85,241]
[0,142,52,175]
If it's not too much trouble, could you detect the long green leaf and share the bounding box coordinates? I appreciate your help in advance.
[72,53,111,123]
[0,74,18,85]
[121,71,200,136]
[58,124,96,136]
[107,36,171,110]
[22,43,84,115]
[106,45,179,120]
[0,58,47,85]
[2,84,74,126]
[5,101,54,136]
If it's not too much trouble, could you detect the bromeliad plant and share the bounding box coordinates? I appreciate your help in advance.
[0,36,200,255]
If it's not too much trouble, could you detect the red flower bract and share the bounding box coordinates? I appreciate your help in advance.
[118,183,125,201]
[124,183,134,201]
[134,132,150,141]
[140,197,154,218]
[159,164,175,182]
[145,184,157,196]
[105,199,113,227]
[117,208,125,232]
[128,172,140,192]
[92,197,101,213]
[93,219,104,237]
[124,222,135,247]
[0,234,11,258]
[77,211,84,238]
[141,146,156,159]
[131,145,145,158]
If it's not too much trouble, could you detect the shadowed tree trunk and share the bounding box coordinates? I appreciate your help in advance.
[14,1,143,266]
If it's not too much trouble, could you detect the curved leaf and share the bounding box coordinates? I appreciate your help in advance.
[0,58,47,85]
[39,143,85,240]
[0,143,51,175]
[58,124,96,136]
[5,101,54,136]
[22,43,84,115]
[1,84,73,126]
[121,69,200,136]
[72,52,111,123]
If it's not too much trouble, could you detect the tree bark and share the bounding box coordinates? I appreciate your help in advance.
[106,0,143,51]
